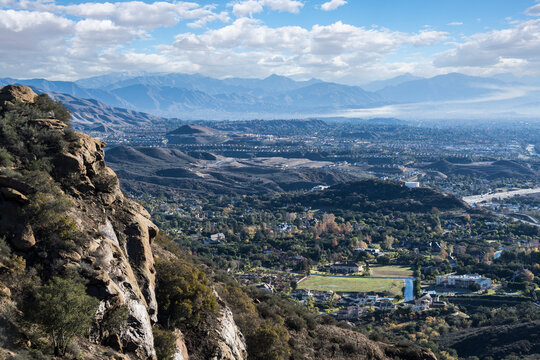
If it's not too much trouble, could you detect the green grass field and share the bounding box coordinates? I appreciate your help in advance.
[297,275,404,296]
[370,265,414,278]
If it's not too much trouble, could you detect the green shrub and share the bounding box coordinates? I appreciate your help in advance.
[152,326,177,360]
[155,258,217,328]
[246,322,290,360]
[23,277,99,356]
[0,147,12,167]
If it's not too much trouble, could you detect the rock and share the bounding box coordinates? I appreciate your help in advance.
[209,295,247,360]
[0,85,37,106]
[173,329,190,360]
[10,224,35,251]
[0,282,11,298]
[0,187,28,204]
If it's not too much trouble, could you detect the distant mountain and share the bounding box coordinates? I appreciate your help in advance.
[362,73,423,92]
[44,92,170,131]
[2,72,524,120]
[376,73,506,103]
[272,82,383,109]
[0,77,129,108]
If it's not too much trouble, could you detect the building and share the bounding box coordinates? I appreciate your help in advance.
[330,262,363,274]
[311,185,330,192]
[404,181,420,188]
[436,274,491,290]
[336,306,363,320]
[353,248,381,256]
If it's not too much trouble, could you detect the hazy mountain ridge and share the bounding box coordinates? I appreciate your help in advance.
[1,72,523,121]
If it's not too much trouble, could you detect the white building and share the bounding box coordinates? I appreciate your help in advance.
[405,182,420,188]
[311,185,330,192]
[436,274,491,290]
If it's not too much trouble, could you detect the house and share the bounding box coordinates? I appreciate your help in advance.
[311,185,330,192]
[336,306,363,320]
[377,299,396,311]
[290,289,312,301]
[204,232,225,245]
[404,182,420,188]
[353,248,381,256]
[330,262,363,274]
[436,274,491,290]
[210,233,225,241]
[278,223,293,232]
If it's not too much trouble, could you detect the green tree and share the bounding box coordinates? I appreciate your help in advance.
[153,326,177,360]
[155,258,217,328]
[246,322,290,360]
[23,277,99,356]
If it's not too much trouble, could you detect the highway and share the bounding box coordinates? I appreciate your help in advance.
[463,187,540,205]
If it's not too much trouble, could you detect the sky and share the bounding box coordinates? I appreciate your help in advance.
[2,0,540,84]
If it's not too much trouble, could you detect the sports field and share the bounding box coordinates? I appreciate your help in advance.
[370,265,414,278]
[297,275,404,296]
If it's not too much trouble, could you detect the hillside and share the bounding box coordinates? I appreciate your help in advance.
[105,145,361,198]
[287,179,468,213]
[48,92,171,131]
[0,85,437,360]
[423,159,537,179]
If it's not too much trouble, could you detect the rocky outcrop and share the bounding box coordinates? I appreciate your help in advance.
[0,86,158,359]
[209,297,247,360]
[0,85,37,107]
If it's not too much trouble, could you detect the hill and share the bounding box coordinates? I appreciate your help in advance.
[105,145,361,198]
[287,179,468,213]
[424,159,537,179]
[376,73,505,103]
[46,91,170,131]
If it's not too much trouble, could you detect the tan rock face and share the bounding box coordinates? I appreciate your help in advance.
[0,85,37,106]
[0,86,159,359]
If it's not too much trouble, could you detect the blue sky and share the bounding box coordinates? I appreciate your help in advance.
[1,0,540,84]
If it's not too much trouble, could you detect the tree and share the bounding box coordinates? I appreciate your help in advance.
[155,258,217,328]
[153,326,177,360]
[246,322,290,360]
[414,278,422,298]
[24,277,99,356]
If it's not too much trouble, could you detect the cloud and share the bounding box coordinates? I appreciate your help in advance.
[525,3,540,16]
[321,0,347,11]
[0,9,72,52]
[230,0,263,17]
[434,19,540,71]
[447,21,463,26]
[165,19,447,83]
[228,0,303,17]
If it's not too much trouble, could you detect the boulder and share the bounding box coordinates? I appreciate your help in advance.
[0,85,37,106]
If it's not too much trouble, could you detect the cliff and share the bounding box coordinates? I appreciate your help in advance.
[0,85,159,358]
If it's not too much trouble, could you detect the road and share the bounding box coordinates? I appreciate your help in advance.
[463,187,540,205]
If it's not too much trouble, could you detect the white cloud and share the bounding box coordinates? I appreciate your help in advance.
[447,21,463,26]
[0,9,72,52]
[164,19,447,83]
[321,0,347,11]
[260,0,303,13]
[435,19,540,72]
[228,0,303,18]
[230,0,263,17]
[525,3,540,16]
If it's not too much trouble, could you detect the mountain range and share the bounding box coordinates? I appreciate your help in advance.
[0,72,533,123]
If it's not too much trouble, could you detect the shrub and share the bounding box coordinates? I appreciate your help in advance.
[155,258,217,328]
[246,322,290,360]
[23,277,99,356]
[152,326,177,360]
[0,148,12,167]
